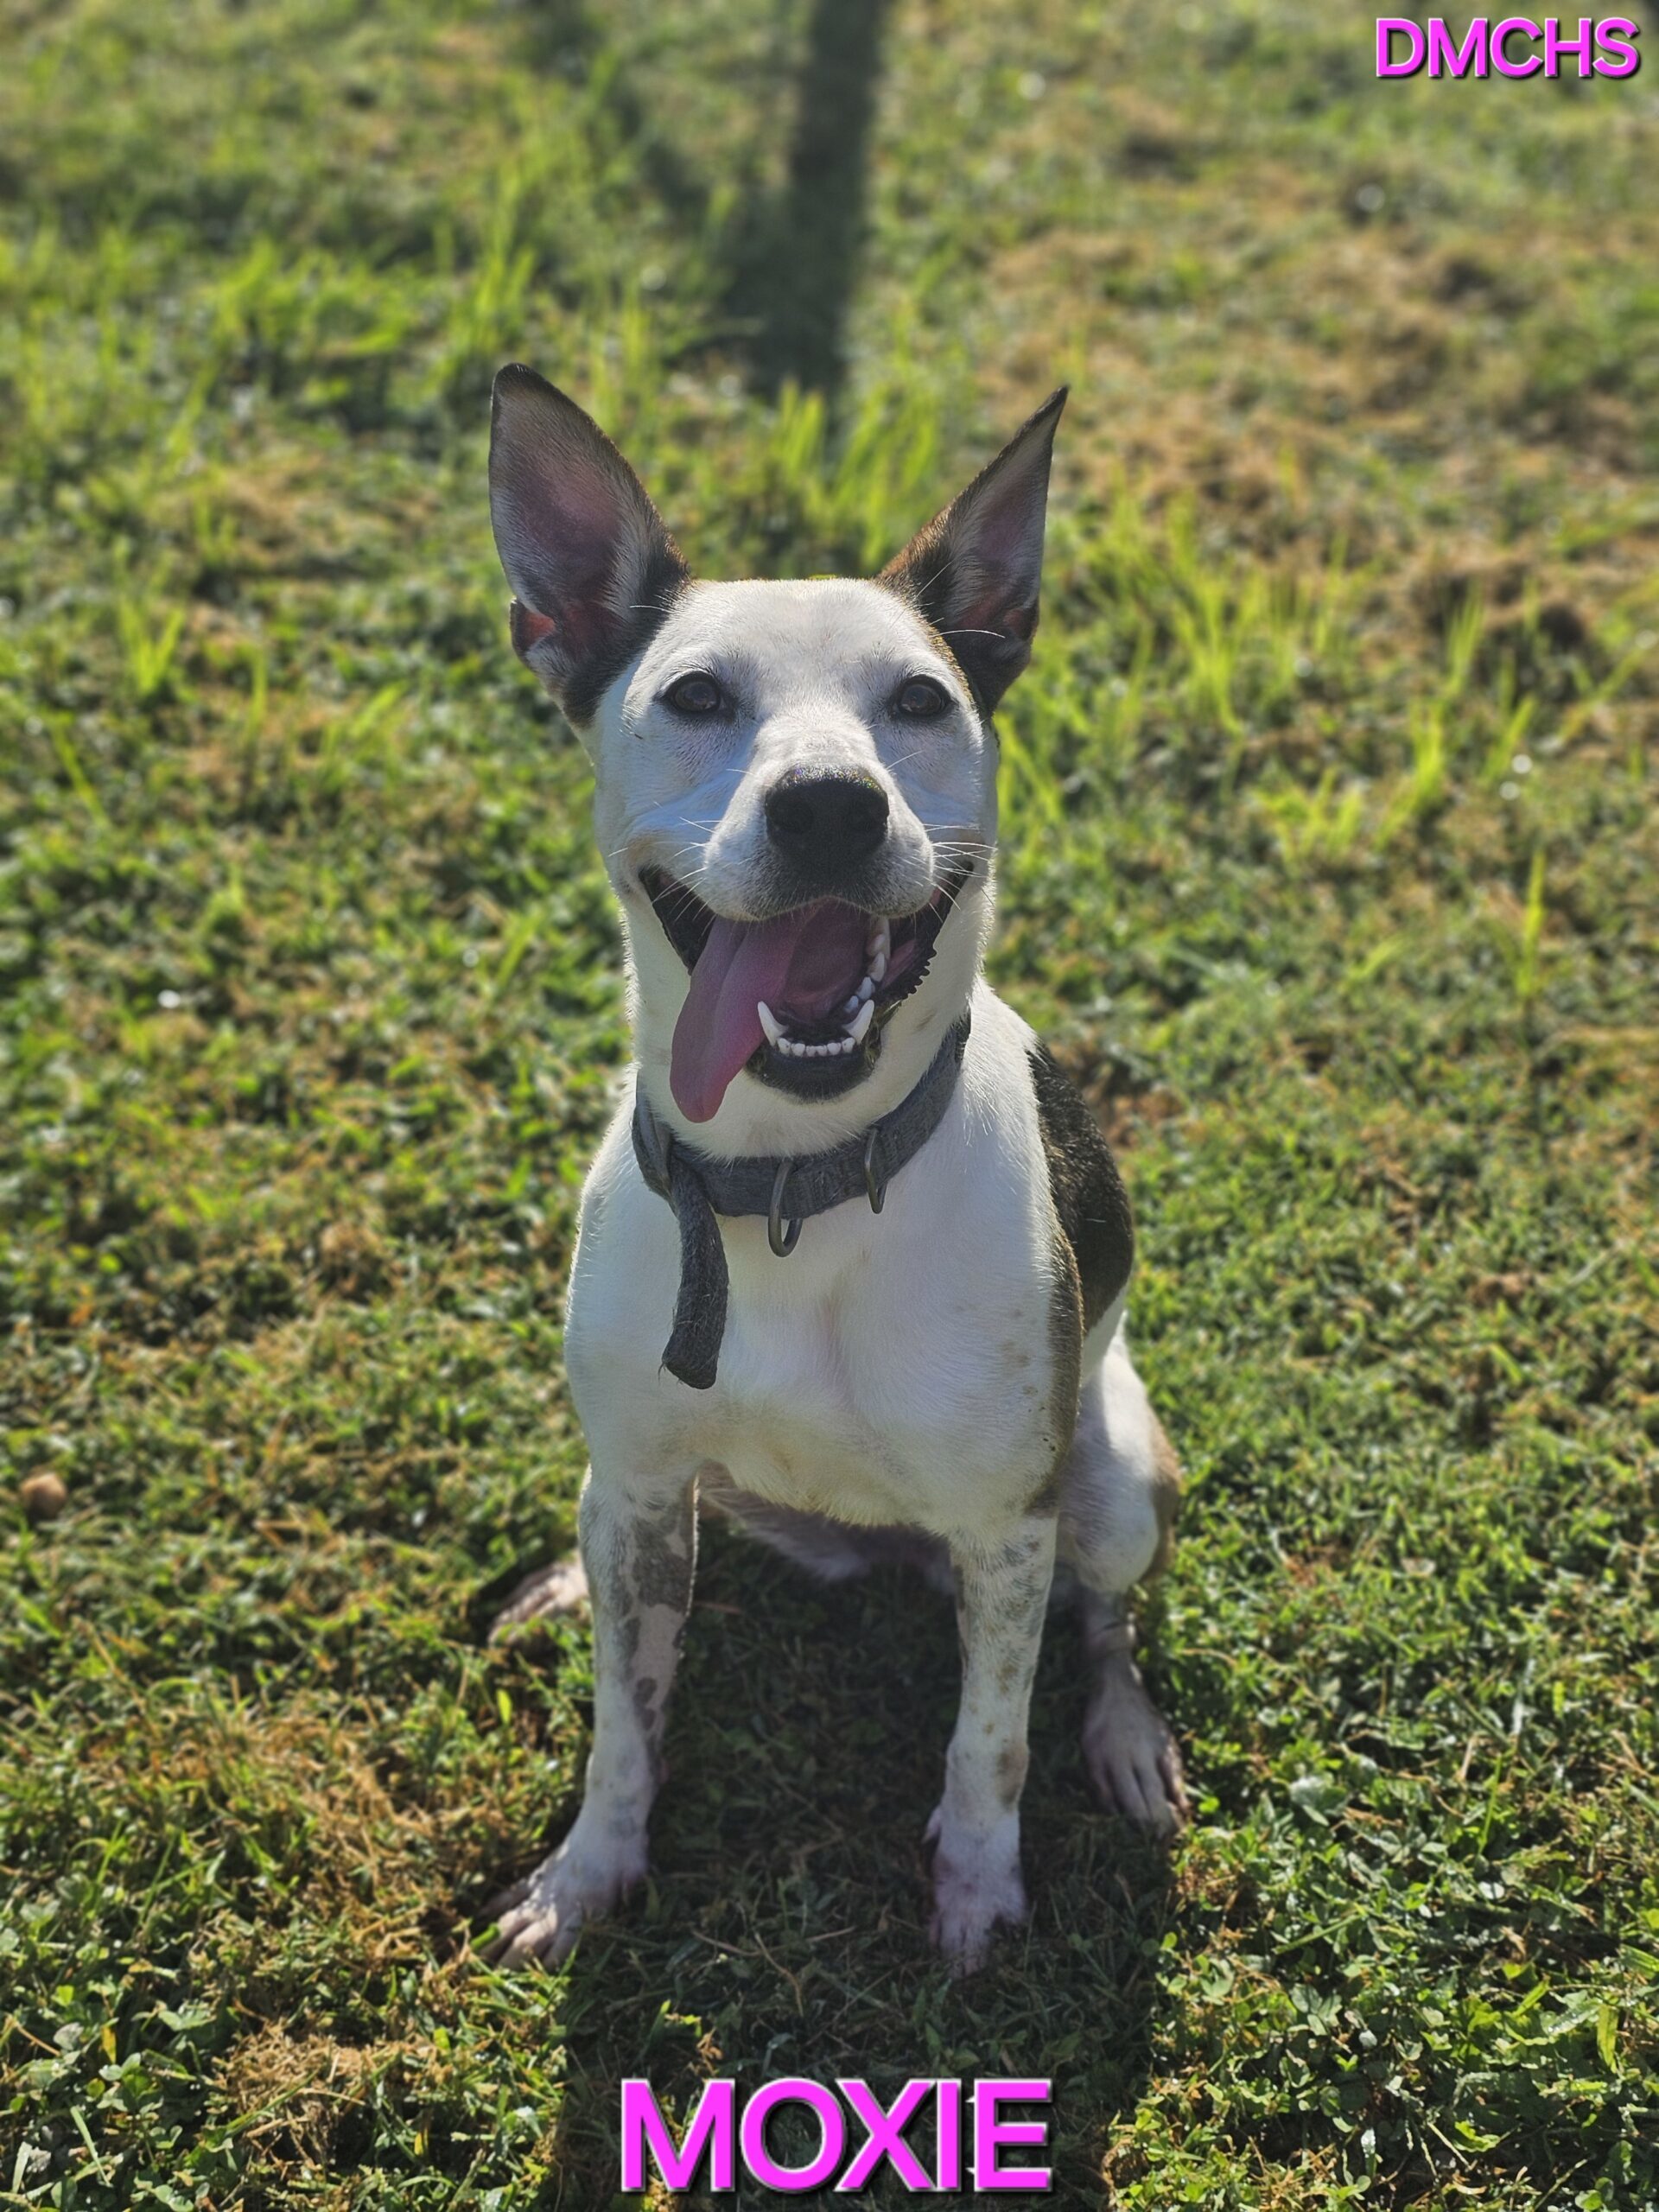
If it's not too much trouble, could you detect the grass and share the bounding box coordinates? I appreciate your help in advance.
[2,0,1656,2204]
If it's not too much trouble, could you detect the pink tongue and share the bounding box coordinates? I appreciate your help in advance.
[670,901,868,1122]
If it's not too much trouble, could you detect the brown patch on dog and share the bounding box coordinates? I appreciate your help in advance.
[1035,1232,1084,1499]
[627,1493,696,1615]
[1147,1413,1183,1581]
[995,1741,1030,1808]
[1028,1044,1135,1335]
[1024,1459,1065,1516]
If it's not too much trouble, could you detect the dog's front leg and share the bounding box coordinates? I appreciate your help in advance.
[926,1514,1058,1973]
[487,1468,696,1967]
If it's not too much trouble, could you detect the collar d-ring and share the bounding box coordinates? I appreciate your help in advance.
[768,1160,802,1256]
[862,1127,887,1214]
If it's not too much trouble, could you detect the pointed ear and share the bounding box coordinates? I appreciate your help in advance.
[488,365,690,726]
[880,388,1066,714]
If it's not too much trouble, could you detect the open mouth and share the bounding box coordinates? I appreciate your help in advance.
[640,863,968,1122]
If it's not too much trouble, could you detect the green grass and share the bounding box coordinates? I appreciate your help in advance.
[3,0,1657,2204]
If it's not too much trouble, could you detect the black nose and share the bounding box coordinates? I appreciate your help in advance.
[764,772,889,872]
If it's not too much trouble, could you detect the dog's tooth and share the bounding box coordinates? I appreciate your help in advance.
[757,1001,784,1048]
[779,1036,801,1057]
[856,974,875,1003]
[868,949,887,983]
[847,998,874,1045]
[867,920,890,961]
[842,995,861,1016]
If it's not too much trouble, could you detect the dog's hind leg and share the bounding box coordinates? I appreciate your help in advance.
[1059,1323,1188,1834]
[489,1553,590,1642]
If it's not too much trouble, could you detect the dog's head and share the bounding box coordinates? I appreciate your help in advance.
[489,367,1064,1135]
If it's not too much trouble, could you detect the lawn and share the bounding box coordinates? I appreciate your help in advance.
[2,1,1656,2205]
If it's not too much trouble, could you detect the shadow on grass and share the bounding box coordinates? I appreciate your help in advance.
[720,0,894,400]
[489,1525,1173,2203]
[518,0,893,404]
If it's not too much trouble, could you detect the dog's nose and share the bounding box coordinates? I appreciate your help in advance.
[764,771,889,871]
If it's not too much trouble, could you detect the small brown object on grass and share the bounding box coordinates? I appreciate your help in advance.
[21,1472,68,1524]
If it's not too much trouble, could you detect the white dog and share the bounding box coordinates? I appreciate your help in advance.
[483,367,1186,1972]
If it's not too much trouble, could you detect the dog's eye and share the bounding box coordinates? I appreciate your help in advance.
[663,672,726,716]
[894,676,950,719]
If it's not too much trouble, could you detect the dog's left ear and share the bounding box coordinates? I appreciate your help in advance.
[489,364,690,727]
[880,387,1066,714]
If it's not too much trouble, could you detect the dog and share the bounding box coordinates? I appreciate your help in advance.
[481,365,1186,1972]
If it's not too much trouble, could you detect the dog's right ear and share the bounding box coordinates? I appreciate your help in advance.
[489,365,690,727]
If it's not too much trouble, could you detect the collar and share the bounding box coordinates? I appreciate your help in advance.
[631,1011,971,1389]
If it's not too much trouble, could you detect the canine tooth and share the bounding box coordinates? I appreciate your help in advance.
[867,920,890,961]
[856,974,875,1003]
[869,949,887,983]
[847,998,874,1045]
[757,1001,784,1048]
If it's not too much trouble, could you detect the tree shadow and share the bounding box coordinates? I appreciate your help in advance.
[515,0,894,405]
[719,0,894,400]
[495,1525,1173,2204]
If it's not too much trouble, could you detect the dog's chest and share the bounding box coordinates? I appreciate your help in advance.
[677,1213,1066,1529]
[566,996,1081,1532]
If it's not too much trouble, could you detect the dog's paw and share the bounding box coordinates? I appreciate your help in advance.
[488,1554,590,1645]
[1083,1665,1189,1836]
[923,1807,1027,1974]
[480,1824,645,1967]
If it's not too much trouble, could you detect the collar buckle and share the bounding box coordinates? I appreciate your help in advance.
[863,1127,887,1215]
[768,1160,803,1256]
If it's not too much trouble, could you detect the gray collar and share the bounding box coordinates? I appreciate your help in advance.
[632,1013,972,1389]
